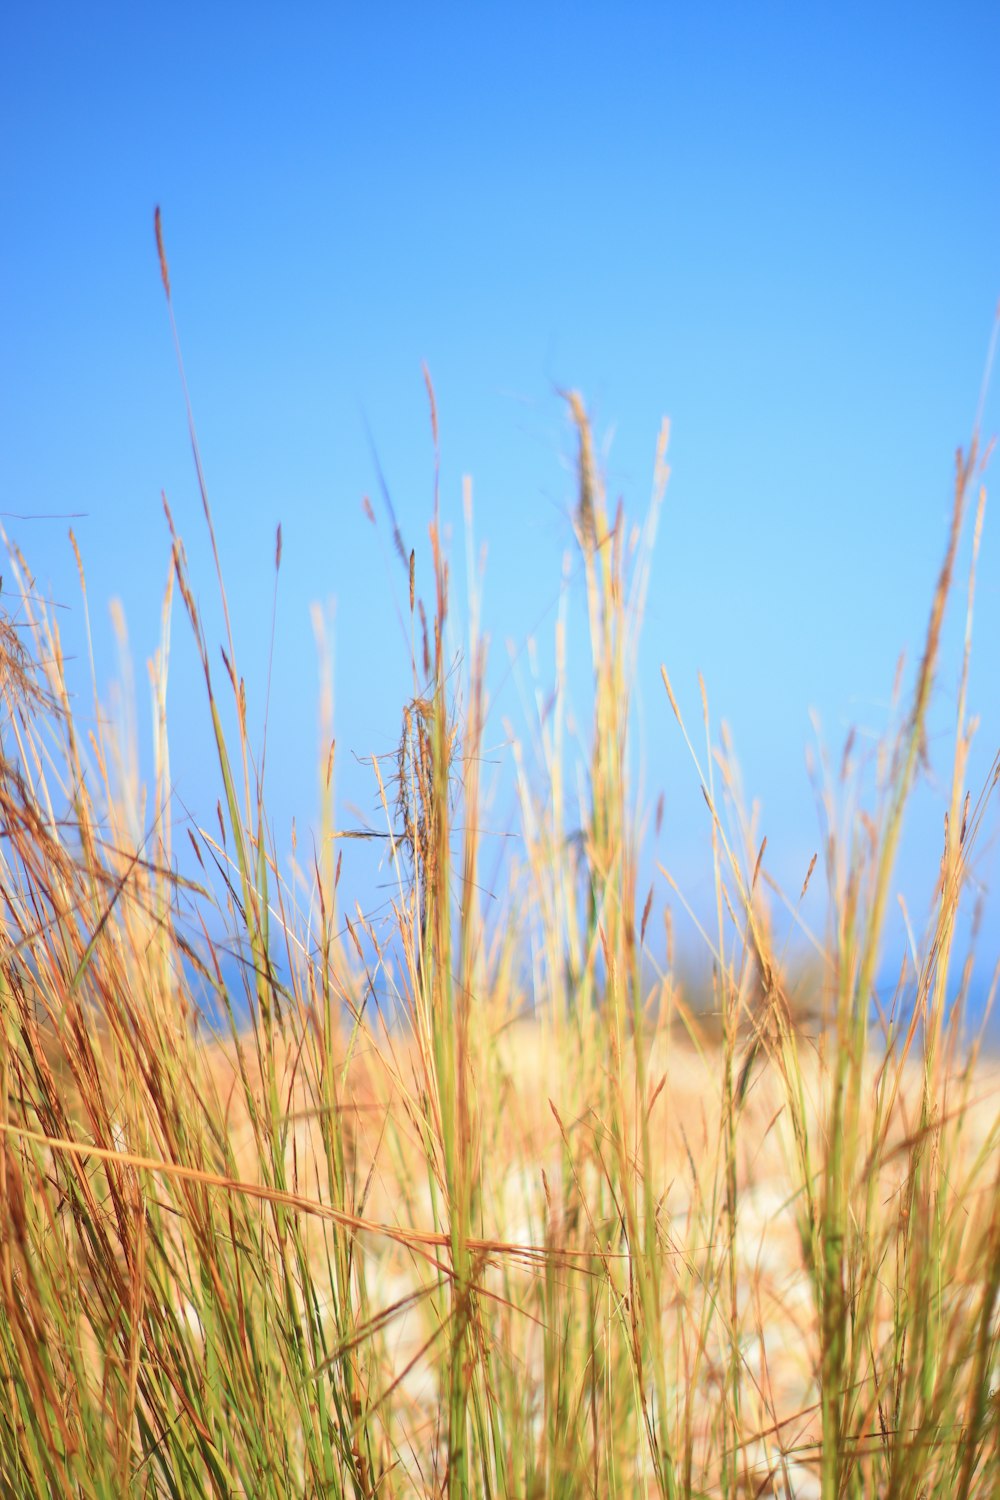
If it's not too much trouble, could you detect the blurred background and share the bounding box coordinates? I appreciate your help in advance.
[2,4,998,1009]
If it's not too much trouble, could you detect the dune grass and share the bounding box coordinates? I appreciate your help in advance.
[0,239,998,1498]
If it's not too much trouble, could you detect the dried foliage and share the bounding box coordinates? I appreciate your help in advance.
[0,240,997,1498]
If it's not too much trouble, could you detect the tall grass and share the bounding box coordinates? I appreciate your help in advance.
[0,233,997,1497]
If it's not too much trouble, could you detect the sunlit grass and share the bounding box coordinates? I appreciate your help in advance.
[0,229,997,1497]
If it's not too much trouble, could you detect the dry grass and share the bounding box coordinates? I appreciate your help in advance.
[0,231,997,1497]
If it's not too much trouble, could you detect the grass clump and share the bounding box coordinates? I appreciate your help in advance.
[0,232,997,1497]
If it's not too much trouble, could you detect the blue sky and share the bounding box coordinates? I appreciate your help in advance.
[2,5,998,993]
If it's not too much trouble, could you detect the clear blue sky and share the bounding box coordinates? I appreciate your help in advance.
[2,5,998,990]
